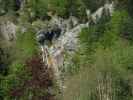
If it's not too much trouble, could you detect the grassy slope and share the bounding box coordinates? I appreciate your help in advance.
[62,10,133,100]
[63,40,133,100]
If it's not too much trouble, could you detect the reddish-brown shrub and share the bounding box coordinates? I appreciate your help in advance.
[10,54,55,100]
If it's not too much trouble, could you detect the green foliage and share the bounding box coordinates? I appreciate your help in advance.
[127,0,133,17]
[1,1,133,100]
[48,0,68,17]
[48,0,87,19]
[27,0,49,19]
[64,10,133,100]
[114,0,133,17]
[64,52,81,75]
[93,42,133,100]
[16,31,38,58]
[100,10,128,47]
[65,9,112,74]
[19,0,87,20]
[0,0,100,21]
[0,27,38,99]
[64,40,133,100]
[19,0,45,22]
[0,0,16,15]
[120,16,133,41]
[2,54,54,100]
[73,10,131,73]
[82,0,105,12]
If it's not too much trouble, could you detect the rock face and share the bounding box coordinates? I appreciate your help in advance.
[0,21,17,41]
[40,2,115,71]
[49,2,114,53]
[87,2,114,24]
[36,25,62,46]
[37,2,115,92]
[37,1,115,55]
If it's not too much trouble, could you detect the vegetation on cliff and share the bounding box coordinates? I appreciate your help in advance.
[0,0,133,100]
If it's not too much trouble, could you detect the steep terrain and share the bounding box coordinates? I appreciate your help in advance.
[0,0,133,100]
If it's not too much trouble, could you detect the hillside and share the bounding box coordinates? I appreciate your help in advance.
[0,0,133,100]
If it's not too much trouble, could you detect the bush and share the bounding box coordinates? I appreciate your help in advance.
[120,16,133,41]
[1,54,55,100]
[0,28,39,99]
[100,10,129,47]
[15,30,38,59]
[114,0,133,17]
[0,0,16,15]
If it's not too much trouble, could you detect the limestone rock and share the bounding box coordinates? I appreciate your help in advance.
[0,21,17,41]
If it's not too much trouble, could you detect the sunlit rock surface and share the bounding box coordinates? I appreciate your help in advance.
[50,2,114,56]
[0,20,17,41]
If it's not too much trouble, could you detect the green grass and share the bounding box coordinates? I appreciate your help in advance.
[16,31,38,58]
[0,29,38,99]
[63,10,133,100]
[63,40,133,100]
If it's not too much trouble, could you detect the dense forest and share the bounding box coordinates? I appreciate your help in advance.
[0,0,133,100]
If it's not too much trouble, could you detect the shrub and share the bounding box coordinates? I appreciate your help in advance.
[1,54,55,100]
[15,31,38,59]
[100,10,129,47]
[0,0,16,15]
[120,16,133,41]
